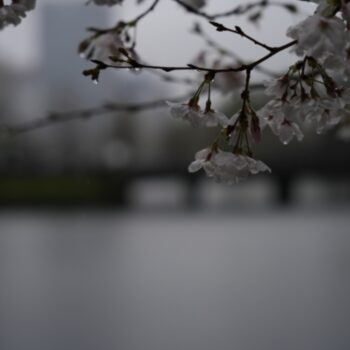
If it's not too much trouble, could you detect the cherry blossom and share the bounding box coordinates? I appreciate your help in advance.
[258,101,304,144]
[0,0,36,29]
[263,75,290,99]
[287,14,346,60]
[79,29,140,67]
[0,5,25,28]
[0,0,36,30]
[300,0,340,17]
[304,100,347,133]
[85,33,124,62]
[322,44,350,86]
[14,0,36,11]
[167,100,228,128]
[188,147,271,184]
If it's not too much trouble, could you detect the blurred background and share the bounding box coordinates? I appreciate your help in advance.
[0,1,349,350]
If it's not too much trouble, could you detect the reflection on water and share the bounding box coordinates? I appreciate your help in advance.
[0,209,349,350]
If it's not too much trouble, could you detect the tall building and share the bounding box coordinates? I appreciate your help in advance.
[38,3,133,171]
[40,3,114,107]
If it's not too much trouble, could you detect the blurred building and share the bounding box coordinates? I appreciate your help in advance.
[0,3,142,174]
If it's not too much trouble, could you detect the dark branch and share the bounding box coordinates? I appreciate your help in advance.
[88,40,297,76]
[0,94,190,135]
[130,0,160,24]
[210,21,278,52]
[192,23,281,78]
[0,83,266,135]
[173,0,297,20]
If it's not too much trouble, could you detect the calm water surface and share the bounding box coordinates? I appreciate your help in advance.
[0,208,349,350]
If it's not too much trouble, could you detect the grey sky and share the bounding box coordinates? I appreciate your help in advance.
[0,0,315,70]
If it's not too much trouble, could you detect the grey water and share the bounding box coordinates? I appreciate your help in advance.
[0,208,349,350]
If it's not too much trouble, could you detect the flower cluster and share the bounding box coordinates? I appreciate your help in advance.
[166,0,350,183]
[188,147,270,184]
[0,0,35,30]
[168,67,271,183]
[79,29,138,65]
[257,2,350,146]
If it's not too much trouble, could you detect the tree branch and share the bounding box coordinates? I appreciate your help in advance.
[0,82,266,135]
[86,0,160,35]
[173,0,297,20]
[0,94,189,135]
[130,0,160,24]
[210,21,278,52]
[88,39,296,76]
[192,23,281,78]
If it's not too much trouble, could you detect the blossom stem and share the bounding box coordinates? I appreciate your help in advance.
[242,68,252,106]
[205,82,212,112]
[191,79,207,101]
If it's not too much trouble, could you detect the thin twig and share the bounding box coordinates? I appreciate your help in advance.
[130,0,160,24]
[0,83,267,135]
[87,0,160,34]
[192,23,281,78]
[173,0,297,20]
[210,22,278,52]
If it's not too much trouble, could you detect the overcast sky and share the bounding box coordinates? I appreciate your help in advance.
[0,0,315,71]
